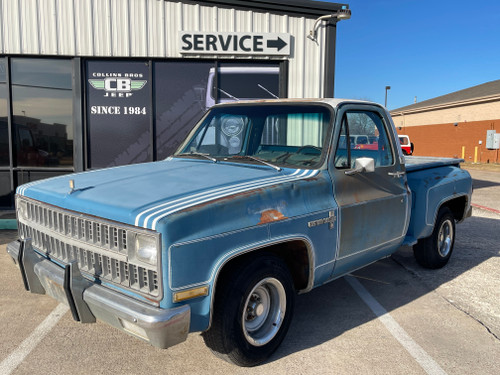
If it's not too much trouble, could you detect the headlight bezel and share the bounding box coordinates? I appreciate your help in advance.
[16,197,28,222]
[131,233,160,266]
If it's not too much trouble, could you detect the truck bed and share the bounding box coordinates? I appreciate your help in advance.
[405,156,464,173]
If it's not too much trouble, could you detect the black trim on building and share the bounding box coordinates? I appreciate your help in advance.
[182,0,348,18]
[279,60,289,99]
[73,58,84,172]
[6,58,15,194]
[324,20,337,98]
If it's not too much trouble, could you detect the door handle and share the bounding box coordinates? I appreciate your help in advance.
[388,171,406,178]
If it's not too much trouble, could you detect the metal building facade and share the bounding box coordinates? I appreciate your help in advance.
[0,0,347,97]
[0,0,349,209]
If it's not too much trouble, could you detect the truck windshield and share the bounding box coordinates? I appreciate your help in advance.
[175,104,332,169]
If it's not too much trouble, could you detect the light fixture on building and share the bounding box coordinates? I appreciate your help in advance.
[307,8,351,42]
[454,122,458,127]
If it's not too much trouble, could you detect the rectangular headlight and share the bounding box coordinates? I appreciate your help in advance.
[134,233,158,265]
[17,197,28,221]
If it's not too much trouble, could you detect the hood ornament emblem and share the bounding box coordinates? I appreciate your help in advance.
[69,179,75,194]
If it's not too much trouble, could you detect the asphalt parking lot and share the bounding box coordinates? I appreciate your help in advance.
[1,168,499,375]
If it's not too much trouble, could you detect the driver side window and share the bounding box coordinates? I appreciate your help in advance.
[334,110,394,169]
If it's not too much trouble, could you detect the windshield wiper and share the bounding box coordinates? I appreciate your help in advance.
[217,88,240,101]
[177,152,217,163]
[229,155,281,171]
[257,84,279,99]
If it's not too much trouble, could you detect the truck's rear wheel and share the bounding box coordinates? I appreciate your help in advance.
[413,206,455,269]
[202,255,295,367]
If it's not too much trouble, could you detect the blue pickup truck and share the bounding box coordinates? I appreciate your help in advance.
[7,99,472,366]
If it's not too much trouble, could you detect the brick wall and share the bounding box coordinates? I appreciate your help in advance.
[399,120,500,163]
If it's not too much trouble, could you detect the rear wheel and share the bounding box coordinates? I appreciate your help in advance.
[202,255,295,367]
[413,206,455,269]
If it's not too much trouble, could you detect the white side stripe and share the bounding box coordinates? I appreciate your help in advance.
[135,169,302,226]
[149,169,319,230]
[146,170,310,228]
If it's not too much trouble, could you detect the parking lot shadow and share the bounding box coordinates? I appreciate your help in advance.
[472,178,500,190]
[269,214,499,363]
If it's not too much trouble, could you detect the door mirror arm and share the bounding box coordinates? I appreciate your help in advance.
[344,157,375,176]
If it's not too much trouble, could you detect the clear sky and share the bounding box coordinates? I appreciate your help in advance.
[319,0,500,110]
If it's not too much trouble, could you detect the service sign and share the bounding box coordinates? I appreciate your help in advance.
[179,32,291,56]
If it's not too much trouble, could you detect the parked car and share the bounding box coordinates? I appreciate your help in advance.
[398,134,414,155]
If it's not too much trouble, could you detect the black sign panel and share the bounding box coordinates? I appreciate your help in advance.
[86,61,151,168]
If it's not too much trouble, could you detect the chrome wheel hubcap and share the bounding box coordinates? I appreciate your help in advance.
[438,219,454,258]
[242,277,286,347]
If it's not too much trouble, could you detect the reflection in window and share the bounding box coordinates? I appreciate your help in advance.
[155,61,213,159]
[0,57,6,83]
[208,64,280,108]
[12,78,73,168]
[335,111,393,169]
[0,83,8,166]
[0,171,12,208]
[11,58,72,89]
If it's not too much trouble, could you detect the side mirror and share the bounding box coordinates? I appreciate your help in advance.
[344,157,375,176]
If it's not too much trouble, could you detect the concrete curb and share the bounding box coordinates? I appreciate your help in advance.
[471,203,500,215]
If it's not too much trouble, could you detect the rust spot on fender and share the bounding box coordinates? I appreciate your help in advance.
[258,209,287,225]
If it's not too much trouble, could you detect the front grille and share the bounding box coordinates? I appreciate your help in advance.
[17,197,160,300]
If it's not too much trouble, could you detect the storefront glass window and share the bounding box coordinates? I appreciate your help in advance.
[0,57,12,207]
[11,58,72,89]
[0,90,8,166]
[0,58,8,167]
[213,62,280,106]
[12,86,73,167]
[11,58,73,168]
[155,61,213,159]
[0,171,12,208]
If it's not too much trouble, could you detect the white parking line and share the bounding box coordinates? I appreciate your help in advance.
[0,303,68,375]
[345,275,448,375]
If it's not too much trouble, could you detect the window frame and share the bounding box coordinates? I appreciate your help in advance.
[333,106,396,170]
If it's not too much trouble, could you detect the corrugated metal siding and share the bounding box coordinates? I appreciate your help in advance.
[0,0,328,98]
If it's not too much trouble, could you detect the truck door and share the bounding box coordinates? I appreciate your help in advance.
[329,105,410,277]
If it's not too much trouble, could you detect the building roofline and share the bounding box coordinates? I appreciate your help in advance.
[181,0,349,18]
[391,79,500,114]
[390,93,500,117]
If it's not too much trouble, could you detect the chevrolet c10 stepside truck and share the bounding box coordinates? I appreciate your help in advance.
[7,99,472,367]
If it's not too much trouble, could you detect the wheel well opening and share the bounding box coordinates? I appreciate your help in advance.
[443,196,467,221]
[216,241,311,294]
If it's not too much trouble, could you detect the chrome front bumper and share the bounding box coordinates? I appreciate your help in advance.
[6,239,190,349]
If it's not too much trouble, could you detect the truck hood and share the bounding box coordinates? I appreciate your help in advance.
[17,158,318,230]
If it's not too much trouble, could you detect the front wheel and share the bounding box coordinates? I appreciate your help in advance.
[413,206,455,269]
[202,255,295,367]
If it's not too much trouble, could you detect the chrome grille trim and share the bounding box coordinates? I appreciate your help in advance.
[17,196,161,301]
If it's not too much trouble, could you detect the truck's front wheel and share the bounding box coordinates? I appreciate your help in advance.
[413,206,455,269]
[202,255,295,367]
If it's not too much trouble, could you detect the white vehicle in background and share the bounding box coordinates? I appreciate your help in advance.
[205,66,280,109]
[398,135,414,155]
